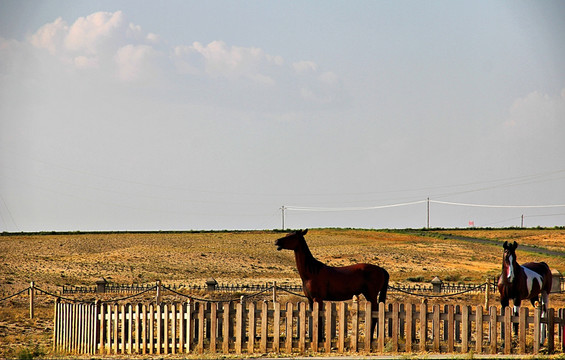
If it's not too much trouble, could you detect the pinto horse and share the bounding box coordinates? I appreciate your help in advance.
[275,229,389,338]
[498,240,552,343]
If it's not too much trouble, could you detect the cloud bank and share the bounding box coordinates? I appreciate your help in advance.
[9,11,343,109]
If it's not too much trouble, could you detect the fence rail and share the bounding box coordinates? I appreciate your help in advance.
[53,299,565,356]
[61,281,503,296]
[61,282,303,295]
[59,272,565,296]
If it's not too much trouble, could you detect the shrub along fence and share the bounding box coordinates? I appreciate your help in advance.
[53,298,565,356]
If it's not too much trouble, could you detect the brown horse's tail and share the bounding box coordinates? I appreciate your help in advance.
[379,269,389,304]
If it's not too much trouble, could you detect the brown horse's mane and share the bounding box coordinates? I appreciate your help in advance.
[297,237,325,275]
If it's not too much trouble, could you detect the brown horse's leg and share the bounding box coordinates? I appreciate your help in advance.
[315,299,324,342]
[379,270,389,304]
[361,291,379,339]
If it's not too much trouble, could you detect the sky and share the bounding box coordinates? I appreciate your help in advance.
[1,1,564,232]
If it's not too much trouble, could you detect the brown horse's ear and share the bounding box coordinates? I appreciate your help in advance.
[301,229,308,235]
[503,241,508,249]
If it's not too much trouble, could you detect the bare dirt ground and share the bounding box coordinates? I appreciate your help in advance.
[1,228,564,358]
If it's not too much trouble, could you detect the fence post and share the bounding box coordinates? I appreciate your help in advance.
[286,302,293,353]
[299,302,307,354]
[328,302,337,353]
[391,302,399,352]
[431,277,442,293]
[364,301,372,352]
[405,303,413,353]
[559,308,565,351]
[96,278,107,293]
[419,300,427,352]
[489,306,498,354]
[261,300,268,353]
[504,306,512,354]
[273,301,281,353]
[222,301,231,354]
[432,304,440,352]
[534,302,541,354]
[378,302,385,353]
[206,278,217,291]
[156,280,162,304]
[484,278,490,308]
[272,281,277,303]
[476,305,483,353]
[236,297,244,354]
[248,301,256,353]
[312,301,319,353]
[337,301,346,353]
[518,306,527,354]
[548,308,555,354]
[53,298,59,352]
[351,297,359,353]
[447,304,454,353]
[185,299,192,353]
[29,281,35,319]
[461,305,470,353]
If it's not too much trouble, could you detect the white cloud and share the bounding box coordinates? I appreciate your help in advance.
[26,10,160,78]
[172,45,202,75]
[115,44,161,82]
[187,40,281,84]
[487,87,565,170]
[19,11,345,106]
[293,60,317,73]
[29,17,68,55]
[504,88,565,137]
[73,55,98,69]
[65,11,124,54]
[319,71,339,85]
[146,33,160,43]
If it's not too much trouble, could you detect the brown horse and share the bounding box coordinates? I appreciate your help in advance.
[498,240,552,343]
[275,229,389,338]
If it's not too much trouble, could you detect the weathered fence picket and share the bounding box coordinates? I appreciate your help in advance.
[53,299,565,355]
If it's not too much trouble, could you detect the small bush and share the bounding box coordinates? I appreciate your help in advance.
[443,274,461,282]
[16,344,45,360]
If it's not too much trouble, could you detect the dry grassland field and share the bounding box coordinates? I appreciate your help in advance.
[1,228,565,358]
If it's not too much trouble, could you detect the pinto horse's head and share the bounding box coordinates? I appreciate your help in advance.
[275,229,308,251]
[502,241,519,282]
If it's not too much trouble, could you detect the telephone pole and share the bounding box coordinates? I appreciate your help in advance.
[281,206,286,230]
[427,197,430,229]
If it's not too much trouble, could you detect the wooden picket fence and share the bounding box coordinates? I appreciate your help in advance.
[53,299,565,356]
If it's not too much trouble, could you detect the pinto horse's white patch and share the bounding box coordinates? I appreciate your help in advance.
[507,255,515,281]
[521,265,543,296]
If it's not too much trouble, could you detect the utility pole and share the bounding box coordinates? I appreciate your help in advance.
[427,198,430,229]
[281,206,286,230]
[521,214,524,228]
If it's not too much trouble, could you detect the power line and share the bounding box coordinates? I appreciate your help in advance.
[284,200,427,212]
[284,199,565,212]
[281,199,565,229]
[430,200,565,209]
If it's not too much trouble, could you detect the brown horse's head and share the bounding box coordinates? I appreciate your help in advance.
[502,240,518,282]
[275,229,308,251]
